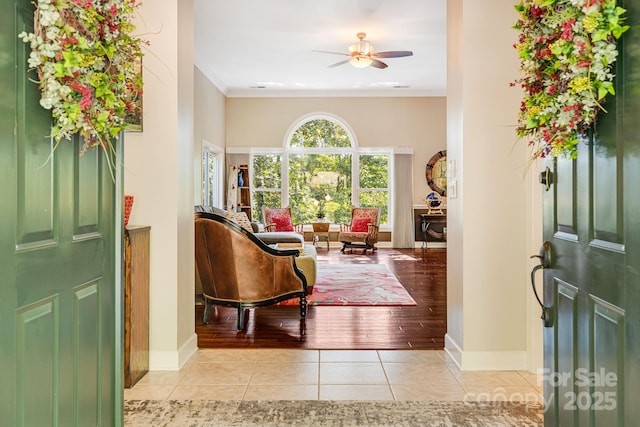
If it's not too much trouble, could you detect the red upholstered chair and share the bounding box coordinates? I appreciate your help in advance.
[338,207,381,254]
[262,207,304,234]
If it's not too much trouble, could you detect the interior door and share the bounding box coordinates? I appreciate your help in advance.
[541,2,640,425]
[0,1,121,425]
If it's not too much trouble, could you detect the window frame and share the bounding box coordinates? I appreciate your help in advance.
[358,152,392,224]
[250,150,283,223]
[250,114,392,226]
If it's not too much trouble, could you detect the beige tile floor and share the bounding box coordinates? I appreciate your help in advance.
[124,349,543,402]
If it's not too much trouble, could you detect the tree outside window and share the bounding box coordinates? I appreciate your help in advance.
[250,116,390,226]
[359,154,389,224]
[289,119,351,148]
[289,153,351,224]
[252,154,282,223]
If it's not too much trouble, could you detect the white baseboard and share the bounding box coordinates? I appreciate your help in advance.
[149,333,198,371]
[445,333,527,371]
[413,241,446,248]
[444,334,463,368]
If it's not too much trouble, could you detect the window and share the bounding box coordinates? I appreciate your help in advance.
[289,153,352,224]
[252,154,282,223]
[251,116,390,226]
[202,142,223,207]
[289,119,351,148]
[359,154,389,224]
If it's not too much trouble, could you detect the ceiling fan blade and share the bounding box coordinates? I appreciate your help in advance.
[312,50,350,57]
[372,50,413,58]
[370,58,388,69]
[328,59,351,68]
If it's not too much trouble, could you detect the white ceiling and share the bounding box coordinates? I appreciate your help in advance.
[193,0,447,97]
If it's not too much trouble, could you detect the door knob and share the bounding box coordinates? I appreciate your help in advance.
[530,241,553,327]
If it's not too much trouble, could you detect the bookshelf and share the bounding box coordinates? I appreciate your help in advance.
[237,164,252,221]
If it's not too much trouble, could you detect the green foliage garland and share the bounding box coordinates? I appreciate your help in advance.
[512,0,628,159]
[19,0,145,159]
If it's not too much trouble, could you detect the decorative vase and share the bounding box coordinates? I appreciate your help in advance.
[426,192,441,208]
[238,170,244,187]
[124,195,134,227]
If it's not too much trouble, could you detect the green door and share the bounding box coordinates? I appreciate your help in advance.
[0,1,122,425]
[541,2,640,425]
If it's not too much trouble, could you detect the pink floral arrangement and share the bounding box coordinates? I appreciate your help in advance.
[19,0,146,168]
[512,0,628,159]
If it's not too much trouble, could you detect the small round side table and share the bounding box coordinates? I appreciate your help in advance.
[311,222,330,250]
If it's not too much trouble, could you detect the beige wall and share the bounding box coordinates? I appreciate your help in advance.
[124,0,197,370]
[446,0,542,371]
[194,67,227,205]
[226,97,446,206]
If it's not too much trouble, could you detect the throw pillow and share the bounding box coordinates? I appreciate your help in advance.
[225,211,253,232]
[271,215,294,232]
[351,217,370,232]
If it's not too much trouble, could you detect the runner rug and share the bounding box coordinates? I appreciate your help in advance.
[279,263,416,306]
[124,400,543,426]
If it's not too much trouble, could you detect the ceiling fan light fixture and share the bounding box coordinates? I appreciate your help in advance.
[317,32,409,70]
[350,55,373,68]
[349,40,372,56]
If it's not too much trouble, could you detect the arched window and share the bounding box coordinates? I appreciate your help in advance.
[251,115,390,226]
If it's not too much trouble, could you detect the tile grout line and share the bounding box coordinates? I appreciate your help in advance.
[166,363,191,400]
[317,357,321,400]
[377,352,399,401]
[240,361,258,401]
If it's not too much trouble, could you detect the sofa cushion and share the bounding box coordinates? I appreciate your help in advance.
[351,217,370,232]
[254,232,304,245]
[295,244,317,291]
[225,211,253,232]
[271,215,294,232]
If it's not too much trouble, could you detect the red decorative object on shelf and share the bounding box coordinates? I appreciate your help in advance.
[124,195,134,227]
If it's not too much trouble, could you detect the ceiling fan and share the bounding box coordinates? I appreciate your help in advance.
[314,32,413,69]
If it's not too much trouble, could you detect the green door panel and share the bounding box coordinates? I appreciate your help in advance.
[0,0,121,425]
[542,1,640,425]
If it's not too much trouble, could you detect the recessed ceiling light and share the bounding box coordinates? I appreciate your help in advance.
[256,82,284,87]
[368,82,400,87]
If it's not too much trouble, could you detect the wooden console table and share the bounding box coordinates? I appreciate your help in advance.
[419,214,446,247]
[124,225,150,388]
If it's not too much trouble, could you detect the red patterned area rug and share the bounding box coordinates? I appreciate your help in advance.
[279,263,416,306]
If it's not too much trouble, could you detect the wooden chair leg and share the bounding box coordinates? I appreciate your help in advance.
[299,295,307,318]
[237,306,246,330]
[203,300,213,324]
[299,318,306,337]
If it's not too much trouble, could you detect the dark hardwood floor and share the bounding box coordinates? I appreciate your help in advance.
[195,247,446,350]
